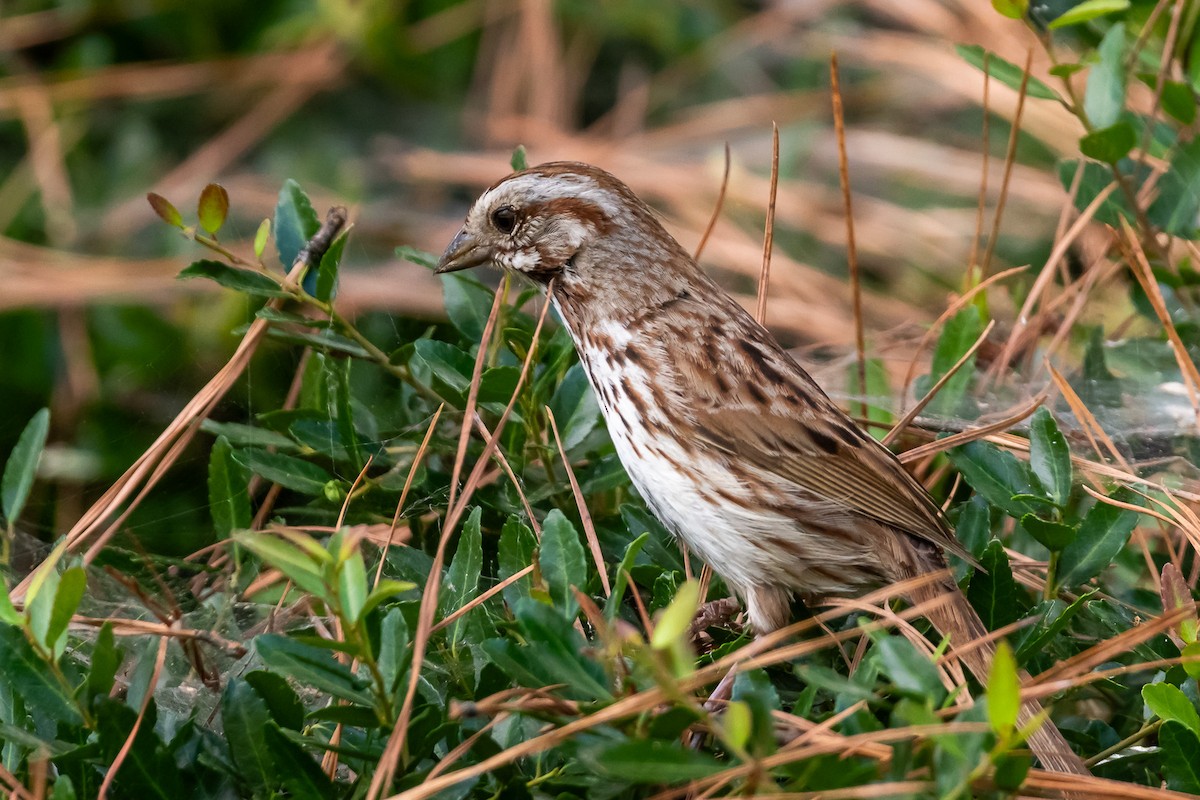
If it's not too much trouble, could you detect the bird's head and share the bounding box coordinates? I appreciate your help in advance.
[435,161,688,289]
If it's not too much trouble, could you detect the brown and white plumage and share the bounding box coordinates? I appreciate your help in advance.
[437,161,1087,774]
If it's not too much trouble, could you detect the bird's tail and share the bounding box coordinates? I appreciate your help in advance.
[908,577,1090,776]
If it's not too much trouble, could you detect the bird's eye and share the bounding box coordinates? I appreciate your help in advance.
[491,206,517,234]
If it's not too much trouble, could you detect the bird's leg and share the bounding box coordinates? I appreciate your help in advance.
[689,586,789,748]
[688,596,742,650]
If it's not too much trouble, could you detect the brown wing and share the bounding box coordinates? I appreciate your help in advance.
[692,404,979,568]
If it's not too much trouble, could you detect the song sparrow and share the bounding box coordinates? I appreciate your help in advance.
[436,161,1087,775]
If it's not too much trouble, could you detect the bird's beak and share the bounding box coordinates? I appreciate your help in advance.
[435,228,490,274]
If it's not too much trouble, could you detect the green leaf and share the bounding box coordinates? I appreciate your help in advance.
[441,272,495,341]
[200,420,295,450]
[1143,682,1200,736]
[2,408,49,525]
[265,326,370,359]
[651,579,700,650]
[360,579,417,619]
[254,634,373,706]
[442,507,483,645]
[0,583,21,626]
[49,775,76,800]
[987,640,1020,735]
[395,244,438,269]
[1057,490,1141,587]
[86,623,123,702]
[991,0,1027,19]
[413,338,475,397]
[550,363,602,452]
[992,752,1032,791]
[1048,0,1130,28]
[498,516,537,607]
[955,45,1060,101]
[483,599,611,700]
[221,678,275,791]
[208,436,252,539]
[1161,79,1198,125]
[1184,642,1200,681]
[233,448,335,496]
[1028,407,1072,506]
[955,495,992,559]
[1160,720,1200,793]
[314,229,346,303]
[949,441,1042,518]
[244,671,304,734]
[93,699,180,799]
[922,307,982,417]
[875,636,945,702]
[1084,23,1127,129]
[511,145,528,171]
[605,532,651,619]
[274,179,320,269]
[540,509,587,618]
[253,218,271,260]
[846,357,894,431]
[968,539,1020,629]
[146,193,184,228]
[721,700,752,751]
[26,560,62,653]
[0,624,80,729]
[1021,515,1076,551]
[178,260,286,298]
[44,566,85,660]
[263,724,336,799]
[579,739,723,783]
[197,183,229,235]
[1148,136,1200,237]
[337,546,368,625]
[477,366,522,405]
[235,531,329,599]
[376,606,410,695]
[1058,159,1136,227]
[1079,121,1137,163]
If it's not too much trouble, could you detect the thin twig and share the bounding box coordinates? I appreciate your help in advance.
[754,122,779,325]
[693,142,731,261]
[979,49,1033,279]
[831,53,866,422]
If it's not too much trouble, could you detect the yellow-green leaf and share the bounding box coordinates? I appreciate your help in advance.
[988,640,1020,736]
[198,183,230,235]
[652,579,700,650]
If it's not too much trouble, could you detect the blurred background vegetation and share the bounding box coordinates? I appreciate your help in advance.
[0,0,1100,554]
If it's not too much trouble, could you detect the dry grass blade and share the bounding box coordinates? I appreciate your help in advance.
[0,761,33,800]
[898,390,1047,463]
[754,122,779,325]
[830,52,867,421]
[981,49,1033,280]
[431,565,534,634]
[373,405,444,588]
[989,180,1117,380]
[1046,363,1130,472]
[693,141,730,261]
[545,406,610,596]
[96,635,167,800]
[1120,219,1200,427]
[969,51,991,271]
